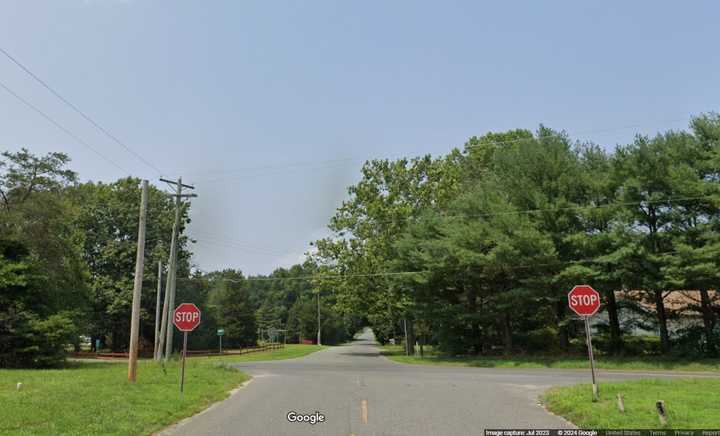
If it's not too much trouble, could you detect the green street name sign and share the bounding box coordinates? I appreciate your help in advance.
[217,329,225,336]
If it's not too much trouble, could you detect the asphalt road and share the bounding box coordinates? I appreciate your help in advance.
[162,329,715,436]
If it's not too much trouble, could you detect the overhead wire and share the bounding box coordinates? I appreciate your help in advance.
[0,46,164,176]
[192,159,364,185]
[332,194,719,227]
[0,44,692,182]
[193,238,304,258]
[181,121,702,270]
[0,79,130,175]
[188,157,364,182]
[191,230,311,253]
[176,249,683,283]
[1,48,703,276]
[182,116,691,184]
[183,194,716,266]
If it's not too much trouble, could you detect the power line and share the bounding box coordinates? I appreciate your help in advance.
[0,79,129,175]
[186,195,716,264]
[188,157,363,181]
[0,46,163,176]
[193,158,364,184]
[193,238,304,257]
[78,195,717,254]
[100,234,296,258]
[450,194,718,219]
[191,230,312,256]
[183,116,691,184]
[337,194,719,227]
[177,270,426,283]
[175,249,683,283]
[1,44,693,183]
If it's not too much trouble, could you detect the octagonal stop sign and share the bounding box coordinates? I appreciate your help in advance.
[173,303,201,331]
[568,285,601,317]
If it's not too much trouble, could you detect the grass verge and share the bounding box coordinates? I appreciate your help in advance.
[0,344,325,435]
[380,345,720,372]
[542,378,720,428]
[204,344,327,364]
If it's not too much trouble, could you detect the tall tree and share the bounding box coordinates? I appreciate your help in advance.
[660,115,720,355]
[0,148,76,210]
[612,130,708,353]
[481,128,586,350]
[395,182,557,354]
[0,149,87,367]
[70,178,190,351]
[314,153,462,341]
[557,143,627,353]
[208,270,257,347]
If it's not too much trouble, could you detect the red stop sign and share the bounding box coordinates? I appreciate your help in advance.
[173,303,201,331]
[568,285,601,317]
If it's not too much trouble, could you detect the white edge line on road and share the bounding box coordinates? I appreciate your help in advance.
[154,377,256,435]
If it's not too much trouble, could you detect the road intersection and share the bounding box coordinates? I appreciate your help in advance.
[163,329,715,436]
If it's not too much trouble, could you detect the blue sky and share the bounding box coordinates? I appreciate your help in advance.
[1,1,718,274]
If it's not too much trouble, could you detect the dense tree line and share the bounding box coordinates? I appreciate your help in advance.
[0,148,354,368]
[153,264,358,351]
[4,114,719,367]
[314,114,720,358]
[0,149,193,366]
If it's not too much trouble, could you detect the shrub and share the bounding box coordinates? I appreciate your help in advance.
[671,325,714,358]
[516,326,561,353]
[621,335,662,356]
[1,312,77,368]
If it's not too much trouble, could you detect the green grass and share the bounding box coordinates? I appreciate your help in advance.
[0,344,325,435]
[543,378,720,428]
[381,345,720,372]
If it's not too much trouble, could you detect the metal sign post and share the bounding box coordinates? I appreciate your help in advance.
[172,303,201,394]
[584,316,598,401]
[217,329,224,354]
[180,331,188,393]
[568,285,601,402]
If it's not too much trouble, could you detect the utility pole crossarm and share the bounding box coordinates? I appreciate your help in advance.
[159,178,195,190]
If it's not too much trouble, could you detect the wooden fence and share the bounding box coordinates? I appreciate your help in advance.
[72,342,284,360]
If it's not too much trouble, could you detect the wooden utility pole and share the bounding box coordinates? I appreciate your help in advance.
[403,319,409,356]
[153,261,162,359]
[156,257,170,360]
[161,179,181,361]
[128,180,148,383]
[317,291,321,346]
[157,177,196,362]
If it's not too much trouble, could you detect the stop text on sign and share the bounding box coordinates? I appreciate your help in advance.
[569,294,598,306]
[175,311,199,323]
[567,285,601,317]
[173,303,201,331]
